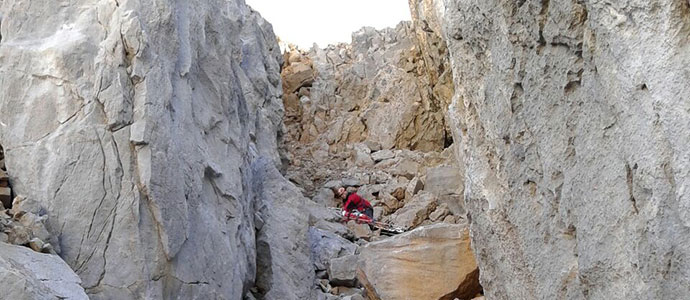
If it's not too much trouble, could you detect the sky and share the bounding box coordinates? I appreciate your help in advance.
[245,0,412,49]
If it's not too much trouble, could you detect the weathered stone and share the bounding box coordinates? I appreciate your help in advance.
[28,237,45,252]
[353,148,374,167]
[252,160,314,300]
[7,225,31,246]
[313,188,337,207]
[391,187,406,201]
[309,227,357,271]
[0,242,88,299]
[348,221,373,240]
[371,150,395,162]
[0,0,295,298]
[429,202,450,222]
[390,191,437,229]
[389,158,420,179]
[381,193,401,212]
[328,254,359,287]
[434,0,690,298]
[282,61,315,93]
[358,224,480,300]
[404,177,424,201]
[424,164,462,195]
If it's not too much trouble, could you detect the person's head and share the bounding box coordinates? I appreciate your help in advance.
[333,186,347,199]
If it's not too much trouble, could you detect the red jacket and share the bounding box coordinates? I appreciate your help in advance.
[343,193,372,213]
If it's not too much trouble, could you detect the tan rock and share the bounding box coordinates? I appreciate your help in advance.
[358,224,481,300]
[429,203,450,222]
[28,237,45,252]
[404,177,424,201]
[391,187,406,201]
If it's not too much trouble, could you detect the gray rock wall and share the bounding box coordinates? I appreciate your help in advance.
[0,0,301,298]
[434,0,690,298]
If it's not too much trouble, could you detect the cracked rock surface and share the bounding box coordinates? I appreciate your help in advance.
[430,0,690,298]
[0,0,305,298]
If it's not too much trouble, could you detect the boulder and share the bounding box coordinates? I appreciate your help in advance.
[0,0,291,298]
[308,227,357,271]
[390,191,437,229]
[0,242,88,299]
[358,224,480,300]
[328,254,359,287]
[252,160,314,300]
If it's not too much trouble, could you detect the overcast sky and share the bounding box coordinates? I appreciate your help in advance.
[245,0,411,49]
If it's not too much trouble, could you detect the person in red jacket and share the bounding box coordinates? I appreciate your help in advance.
[334,186,374,220]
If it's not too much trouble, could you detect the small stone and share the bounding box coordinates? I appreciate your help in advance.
[391,187,406,201]
[443,215,456,224]
[28,237,45,252]
[429,203,450,222]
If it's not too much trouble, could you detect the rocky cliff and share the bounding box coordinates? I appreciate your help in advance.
[0,0,311,299]
[431,0,690,298]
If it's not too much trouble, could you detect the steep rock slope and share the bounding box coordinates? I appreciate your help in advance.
[281,22,456,196]
[434,0,690,298]
[0,0,309,299]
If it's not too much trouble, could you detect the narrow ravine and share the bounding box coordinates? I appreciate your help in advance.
[278,23,483,300]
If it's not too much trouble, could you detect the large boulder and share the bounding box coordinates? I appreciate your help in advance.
[358,223,481,300]
[0,242,88,299]
[0,0,289,298]
[433,0,690,298]
[252,159,314,299]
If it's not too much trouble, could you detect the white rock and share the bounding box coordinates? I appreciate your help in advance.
[0,242,88,299]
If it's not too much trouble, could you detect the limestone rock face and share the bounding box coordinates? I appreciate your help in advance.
[283,23,448,152]
[358,223,480,300]
[0,242,88,299]
[252,159,314,299]
[0,0,295,298]
[433,0,690,298]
